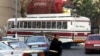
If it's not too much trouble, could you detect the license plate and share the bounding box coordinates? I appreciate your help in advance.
[32,45,38,47]
[32,54,38,56]
[94,44,100,46]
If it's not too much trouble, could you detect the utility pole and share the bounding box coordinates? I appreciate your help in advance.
[14,0,18,39]
[14,0,18,27]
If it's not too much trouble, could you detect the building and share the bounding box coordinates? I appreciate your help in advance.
[0,0,20,36]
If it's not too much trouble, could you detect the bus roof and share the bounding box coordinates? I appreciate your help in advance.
[8,14,90,21]
[27,13,71,18]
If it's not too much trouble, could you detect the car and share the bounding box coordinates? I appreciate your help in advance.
[1,41,30,50]
[1,41,44,56]
[25,36,49,56]
[1,36,18,41]
[0,42,26,56]
[84,34,100,54]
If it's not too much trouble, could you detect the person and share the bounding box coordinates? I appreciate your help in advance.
[48,34,62,56]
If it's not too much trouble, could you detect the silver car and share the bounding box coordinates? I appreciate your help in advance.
[26,36,49,51]
[1,41,43,56]
[26,36,49,56]
[2,41,30,50]
[0,42,24,56]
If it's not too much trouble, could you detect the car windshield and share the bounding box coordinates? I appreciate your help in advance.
[26,36,46,43]
[88,36,100,40]
[0,42,13,50]
[8,41,29,49]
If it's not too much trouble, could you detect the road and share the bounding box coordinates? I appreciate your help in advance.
[62,45,100,56]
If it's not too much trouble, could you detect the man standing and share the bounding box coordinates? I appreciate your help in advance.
[49,34,62,56]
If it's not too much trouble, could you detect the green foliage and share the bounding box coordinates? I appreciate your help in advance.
[73,0,100,20]
[94,0,100,19]
[20,7,26,17]
[73,0,100,34]
[72,0,100,30]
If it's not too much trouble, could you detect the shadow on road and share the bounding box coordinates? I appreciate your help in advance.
[62,45,84,50]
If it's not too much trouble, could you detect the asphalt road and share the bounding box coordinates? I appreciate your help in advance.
[62,45,100,56]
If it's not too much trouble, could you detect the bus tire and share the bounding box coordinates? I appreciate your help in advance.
[62,42,71,49]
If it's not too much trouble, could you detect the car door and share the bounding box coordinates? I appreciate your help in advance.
[0,50,23,56]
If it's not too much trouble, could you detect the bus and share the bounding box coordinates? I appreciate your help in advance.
[6,14,91,49]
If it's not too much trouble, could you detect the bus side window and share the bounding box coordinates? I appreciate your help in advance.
[17,22,20,28]
[52,22,56,28]
[32,22,36,28]
[20,21,24,28]
[47,21,51,28]
[37,21,41,28]
[24,21,28,28]
[57,22,61,29]
[8,21,13,28]
[28,21,31,28]
[62,22,67,29]
[12,21,14,28]
[42,21,46,28]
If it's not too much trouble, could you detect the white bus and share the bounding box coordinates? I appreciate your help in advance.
[7,14,91,49]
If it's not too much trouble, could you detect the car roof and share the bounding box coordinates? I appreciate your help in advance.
[1,41,22,44]
[29,36,47,37]
[88,34,100,36]
[31,35,46,37]
[0,41,12,45]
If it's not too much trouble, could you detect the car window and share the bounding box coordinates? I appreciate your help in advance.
[26,36,46,43]
[0,42,13,50]
[88,36,100,40]
[8,42,29,49]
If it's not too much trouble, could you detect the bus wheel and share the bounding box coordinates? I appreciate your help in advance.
[62,42,71,49]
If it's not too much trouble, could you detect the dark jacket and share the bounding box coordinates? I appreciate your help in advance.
[49,38,62,56]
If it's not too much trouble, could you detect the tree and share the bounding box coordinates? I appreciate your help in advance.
[73,0,100,33]
[20,0,31,17]
[94,0,100,25]
[73,0,96,19]
[73,0,100,21]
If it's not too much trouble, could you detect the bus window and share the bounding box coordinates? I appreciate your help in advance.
[37,21,41,28]
[24,21,28,28]
[62,22,67,29]
[57,22,62,29]
[17,22,20,28]
[28,21,31,28]
[47,21,51,28]
[8,21,13,28]
[11,21,14,28]
[20,21,24,28]
[52,22,56,28]
[32,21,36,28]
[42,21,46,28]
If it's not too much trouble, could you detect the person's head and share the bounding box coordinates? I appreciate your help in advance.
[54,34,59,39]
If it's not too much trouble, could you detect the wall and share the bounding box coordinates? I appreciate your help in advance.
[0,0,20,36]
